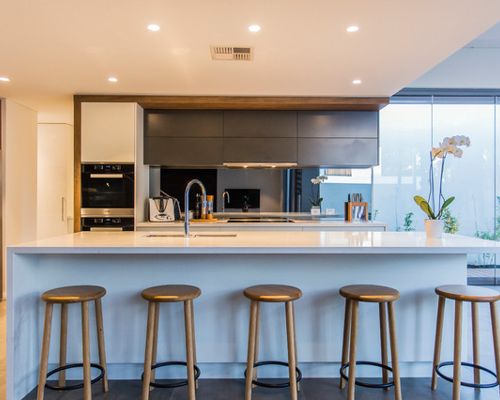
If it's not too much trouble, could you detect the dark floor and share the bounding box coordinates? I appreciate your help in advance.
[24,378,500,399]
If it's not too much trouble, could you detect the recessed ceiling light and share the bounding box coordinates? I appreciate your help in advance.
[248,24,261,33]
[108,76,118,83]
[346,25,360,33]
[147,24,160,32]
[0,76,11,82]
[352,79,362,85]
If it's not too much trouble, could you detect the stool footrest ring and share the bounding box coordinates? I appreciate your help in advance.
[244,360,302,389]
[45,363,105,391]
[142,361,201,389]
[340,361,395,389]
[435,361,499,389]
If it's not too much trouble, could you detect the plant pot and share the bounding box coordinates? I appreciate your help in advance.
[310,206,321,215]
[425,219,444,239]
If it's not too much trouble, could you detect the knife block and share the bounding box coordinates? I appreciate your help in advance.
[344,202,369,222]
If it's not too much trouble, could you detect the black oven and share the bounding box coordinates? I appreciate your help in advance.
[81,217,135,231]
[81,163,134,214]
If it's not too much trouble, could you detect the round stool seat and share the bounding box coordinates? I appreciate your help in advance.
[339,284,400,303]
[141,284,201,302]
[244,284,302,302]
[42,285,106,303]
[435,285,500,303]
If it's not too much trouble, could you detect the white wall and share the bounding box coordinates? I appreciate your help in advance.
[2,99,38,297]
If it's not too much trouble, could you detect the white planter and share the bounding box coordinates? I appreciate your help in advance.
[310,206,321,215]
[425,219,444,239]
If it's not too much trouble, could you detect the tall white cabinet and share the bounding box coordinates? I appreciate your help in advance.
[37,123,74,239]
[80,102,148,226]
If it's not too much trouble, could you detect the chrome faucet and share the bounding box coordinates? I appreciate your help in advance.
[222,191,230,213]
[184,179,206,237]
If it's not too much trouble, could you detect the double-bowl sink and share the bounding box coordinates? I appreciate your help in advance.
[145,233,237,238]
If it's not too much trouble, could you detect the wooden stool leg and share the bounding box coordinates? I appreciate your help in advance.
[190,304,199,390]
[150,302,160,387]
[81,301,92,400]
[285,301,298,400]
[340,298,352,389]
[142,302,157,400]
[347,300,359,400]
[453,300,463,400]
[184,300,196,400]
[432,296,445,390]
[252,301,260,388]
[245,300,258,400]
[471,302,480,387]
[37,303,53,400]
[293,303,300,392]
[379,302,389,390]
[387,301,402,400]
[490,301,500,397]
[58,304,68,388]
[95,298,108,393]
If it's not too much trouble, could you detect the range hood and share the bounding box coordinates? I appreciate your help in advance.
[223,162,298,169]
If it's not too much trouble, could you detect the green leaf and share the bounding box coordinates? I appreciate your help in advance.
[413,195,436,219]
[437,196,455,219]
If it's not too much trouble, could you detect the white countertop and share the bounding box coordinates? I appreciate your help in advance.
[9,231,499,255]
[135,220,387,228]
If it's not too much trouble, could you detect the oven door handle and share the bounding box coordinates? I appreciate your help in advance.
[89,173,124,179]
[89,227,124,231]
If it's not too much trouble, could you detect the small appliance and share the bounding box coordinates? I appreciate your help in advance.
[149,193,180,222]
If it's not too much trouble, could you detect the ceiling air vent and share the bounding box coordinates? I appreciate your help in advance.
[210,46,253,61]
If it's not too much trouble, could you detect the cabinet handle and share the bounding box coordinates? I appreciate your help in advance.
[61,197,66,221]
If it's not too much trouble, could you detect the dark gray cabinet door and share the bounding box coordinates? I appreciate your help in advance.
[224,111,297,137]
[298,138,378,167]
[145,110,223,137]
[144,137,223,166]
[298,111,378,138]
[224,138,297,163]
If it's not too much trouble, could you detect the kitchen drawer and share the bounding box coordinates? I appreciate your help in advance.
[298,111,378,138]
[145,110,223,137]
[144,137,223,166]
[223,138,297,163]
[298,138,378,167]
[224,111,297,137]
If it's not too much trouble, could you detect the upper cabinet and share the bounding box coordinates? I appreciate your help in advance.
[224,111,296,138]
[145,110,223,137]
[298,111,378,138]
[81,102,137,162]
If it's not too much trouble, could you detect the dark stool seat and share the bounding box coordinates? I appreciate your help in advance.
[244,284,302,400]
[142,284,201,302]
[340,284,400,303]
[244,284,302,302]
[432,285,500,400]
[435,285,500,302]
[42,285,106,303]
[141,285,201,400]
[37,285,108,400]
[339,284,402,400]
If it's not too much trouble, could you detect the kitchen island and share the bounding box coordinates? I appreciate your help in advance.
[7,231,498,400]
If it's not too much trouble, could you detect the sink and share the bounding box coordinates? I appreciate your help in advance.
[145,233,237,238]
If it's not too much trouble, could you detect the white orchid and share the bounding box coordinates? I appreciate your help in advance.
[310,175,327,185]
[310,175,327,207]
[434,135,471,160]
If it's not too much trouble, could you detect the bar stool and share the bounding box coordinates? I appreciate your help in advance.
[432,285,500,400]
[339,284,402,400]
[141,284,201,400]
[243,284,302,400]
[37,285,108,400]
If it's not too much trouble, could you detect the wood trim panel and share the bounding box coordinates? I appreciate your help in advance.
[74,95,389,111]
[74,97,82,231]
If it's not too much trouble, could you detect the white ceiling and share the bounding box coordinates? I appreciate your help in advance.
[0,0,499,123]
[411,22,500,88]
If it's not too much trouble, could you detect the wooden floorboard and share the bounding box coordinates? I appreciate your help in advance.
[22,378,500,399]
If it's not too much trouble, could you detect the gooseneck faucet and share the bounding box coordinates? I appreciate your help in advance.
[222,191,230,213]
[184,179,206,237]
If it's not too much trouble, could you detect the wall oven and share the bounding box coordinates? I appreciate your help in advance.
[81,163,135,229]
[81,217,135,231]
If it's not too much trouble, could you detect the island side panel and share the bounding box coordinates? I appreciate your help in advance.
[9,252,466,399]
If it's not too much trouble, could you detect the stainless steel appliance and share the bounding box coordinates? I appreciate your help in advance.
[81,217,134,231]
[149,194,180,222]
[81,163,135,229]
